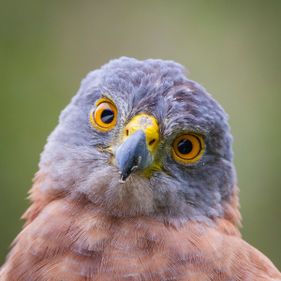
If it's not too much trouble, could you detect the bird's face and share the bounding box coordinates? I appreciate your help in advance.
[41,57,235,223]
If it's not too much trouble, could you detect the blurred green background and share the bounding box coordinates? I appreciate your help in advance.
[0,0,280,268]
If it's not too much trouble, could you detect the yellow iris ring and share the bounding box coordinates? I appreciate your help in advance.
[172,133,204,164]
[90,98,117,132]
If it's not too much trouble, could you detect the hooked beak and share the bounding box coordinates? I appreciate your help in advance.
[115,114,159,182]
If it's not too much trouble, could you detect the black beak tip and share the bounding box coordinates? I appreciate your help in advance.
[119,171,129,183]
[118,160,140,183]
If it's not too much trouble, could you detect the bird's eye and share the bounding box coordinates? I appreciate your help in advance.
[172,133,204,164]
[90,98,117,131]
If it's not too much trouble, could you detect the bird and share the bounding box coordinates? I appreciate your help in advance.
[0,57,280,281]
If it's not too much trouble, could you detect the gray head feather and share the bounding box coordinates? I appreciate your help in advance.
[39,57,236,224]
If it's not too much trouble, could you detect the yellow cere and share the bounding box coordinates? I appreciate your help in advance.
[123,114,159,153]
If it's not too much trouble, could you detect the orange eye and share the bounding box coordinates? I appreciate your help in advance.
[90,98,117,131]
[172,133,204,164]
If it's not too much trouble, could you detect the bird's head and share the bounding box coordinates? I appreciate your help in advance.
[40,57,237,224]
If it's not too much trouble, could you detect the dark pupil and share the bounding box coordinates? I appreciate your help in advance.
[177,139,193,154]
[101,109,114,124]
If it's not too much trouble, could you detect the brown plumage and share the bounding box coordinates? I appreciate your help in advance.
[1,178,280,280]
[1,58,280,281]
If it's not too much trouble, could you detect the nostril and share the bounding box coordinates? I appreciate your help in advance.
[149,139,156,146]
[125,129,129,136]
